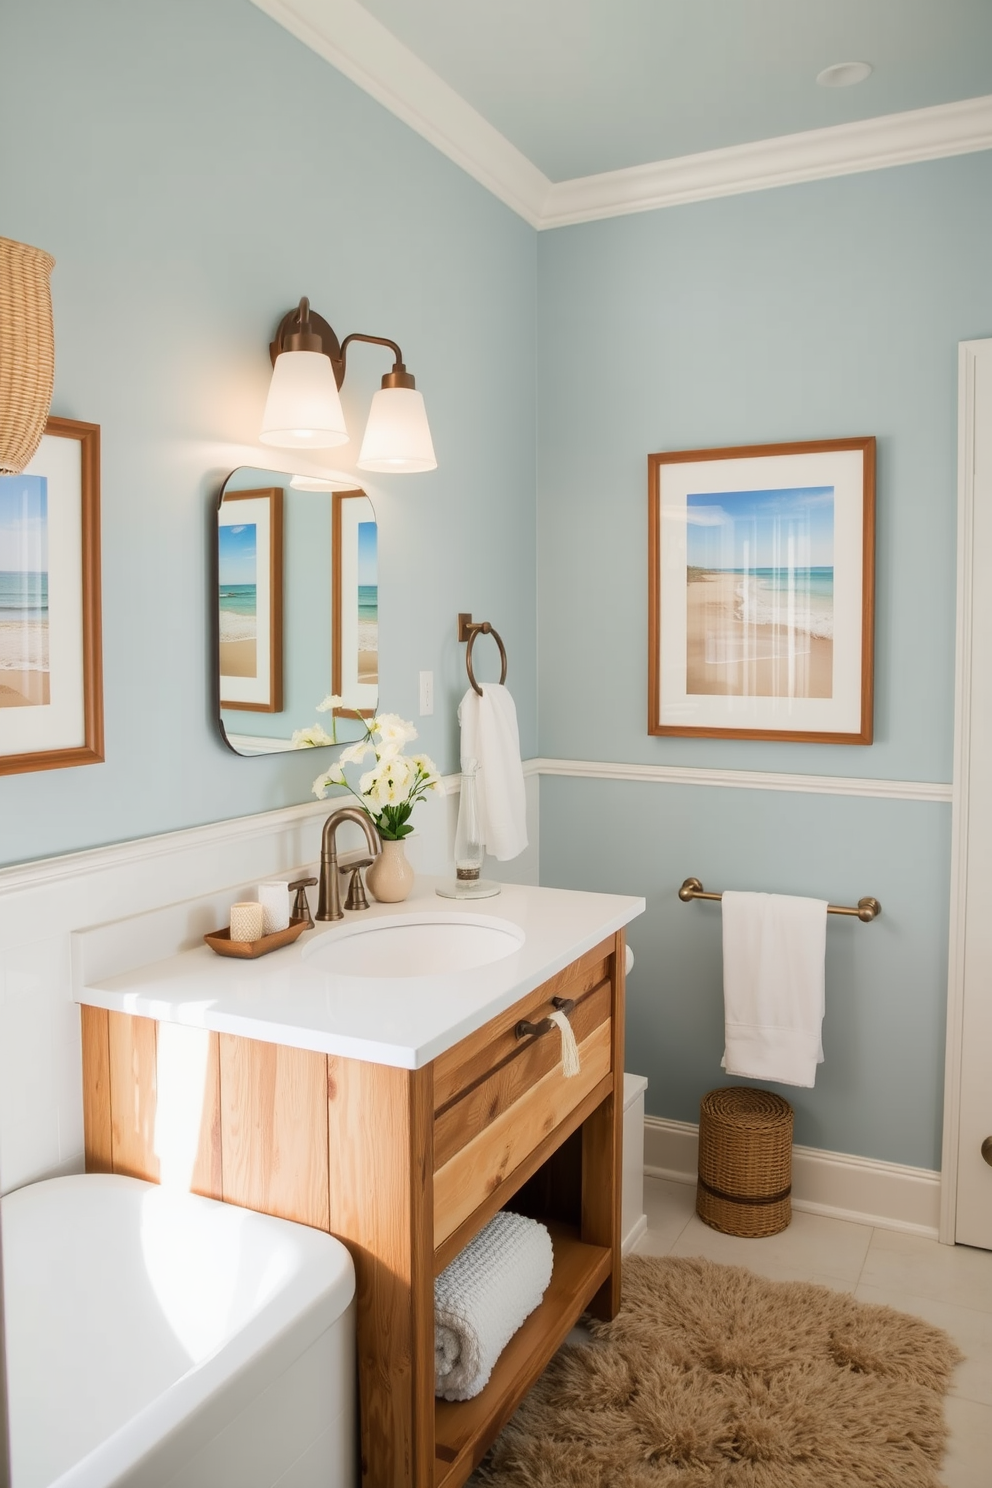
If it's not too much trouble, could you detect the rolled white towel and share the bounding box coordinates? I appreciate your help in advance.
[434,1211,553,1401]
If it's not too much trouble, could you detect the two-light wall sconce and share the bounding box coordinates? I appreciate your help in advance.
[259,297,436,473]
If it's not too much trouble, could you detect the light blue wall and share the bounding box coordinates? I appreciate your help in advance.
[537,154,992,1166]
[0,0,537,867]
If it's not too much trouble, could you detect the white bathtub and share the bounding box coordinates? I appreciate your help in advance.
[2,1175,356,1488]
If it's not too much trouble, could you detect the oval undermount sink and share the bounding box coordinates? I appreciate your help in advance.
[302,913,525,978]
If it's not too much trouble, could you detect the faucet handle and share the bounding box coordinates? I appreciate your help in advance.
[340,859,372,912]
[288,876,317,928]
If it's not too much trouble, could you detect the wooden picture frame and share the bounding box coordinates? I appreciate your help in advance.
[332,489,377,719]
[218,487,283,713]
[648,437,875,744]
[0,416,103,775]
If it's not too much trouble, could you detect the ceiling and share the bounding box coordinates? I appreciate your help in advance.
[251,0,992,225]
[355,0,992,181]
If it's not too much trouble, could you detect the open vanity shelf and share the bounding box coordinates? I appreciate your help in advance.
[77,887,634,1488]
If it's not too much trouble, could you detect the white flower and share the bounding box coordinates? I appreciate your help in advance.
[315,694,344,714]
[312,763,345,798]
[291,724,335,749]
[365,755,415,807]
[373,713,418,755]
[410,753,440,789]
[339,738,375,767]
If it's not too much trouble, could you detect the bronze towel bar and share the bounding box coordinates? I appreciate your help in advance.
[678,876,881,922]
[458,612,508,696]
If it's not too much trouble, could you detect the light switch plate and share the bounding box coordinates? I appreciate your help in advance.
[419,671,434,716]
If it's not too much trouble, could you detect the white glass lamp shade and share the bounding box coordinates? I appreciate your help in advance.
[259,351,349,449]
[357,387,437,473]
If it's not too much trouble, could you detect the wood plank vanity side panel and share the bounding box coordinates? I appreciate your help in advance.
[433,1020,613,1251]
[432,942,612,1110]
[219,1035,329,1230]
[583,929,626,1321]
[81,1005,113,1173]
[107,1010,160,1182]
[327,1057,435,1488]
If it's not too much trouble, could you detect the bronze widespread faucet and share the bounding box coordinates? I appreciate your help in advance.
[316,807,381,921]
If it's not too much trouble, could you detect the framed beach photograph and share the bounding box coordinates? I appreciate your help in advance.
[218,487,283,712]
[0,416,103,775]
[648,437,875,743]
[332,490,377,718]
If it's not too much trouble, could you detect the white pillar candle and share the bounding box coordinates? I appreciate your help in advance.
[257,881,291,935]
[230,901,265,942]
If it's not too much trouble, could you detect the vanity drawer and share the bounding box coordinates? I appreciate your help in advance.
[431,938,614,1112]
[432,939,618,1253]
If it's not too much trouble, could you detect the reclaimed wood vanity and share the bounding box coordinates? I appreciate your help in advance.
[75,879,643,1488]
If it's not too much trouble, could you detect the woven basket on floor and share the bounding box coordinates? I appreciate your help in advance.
[696,1087,793,1238]
[0,236,56,476]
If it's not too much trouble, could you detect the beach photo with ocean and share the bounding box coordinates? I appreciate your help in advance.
[356,519,378,687]
[0,473,50,708]
[218,521,257,679]
[686,486,834,699]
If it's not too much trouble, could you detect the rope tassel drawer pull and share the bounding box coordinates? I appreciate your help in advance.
[516,995,581,1077]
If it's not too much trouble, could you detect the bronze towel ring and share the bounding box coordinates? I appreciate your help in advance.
[458,612,508,696]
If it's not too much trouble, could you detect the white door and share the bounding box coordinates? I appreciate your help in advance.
[945,338,992,1248]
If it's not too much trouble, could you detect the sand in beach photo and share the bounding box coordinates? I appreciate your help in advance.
[686,570,832,697]
[685,485,835,700]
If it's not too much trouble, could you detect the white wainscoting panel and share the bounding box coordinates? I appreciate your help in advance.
[643,1115,941,1239]
[0,773,540,1195]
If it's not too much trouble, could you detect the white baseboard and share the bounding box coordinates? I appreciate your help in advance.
[644,1115,941,1240]
[622,1214,648,1256]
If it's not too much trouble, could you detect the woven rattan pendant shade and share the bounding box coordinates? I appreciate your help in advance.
[0,236,55,475]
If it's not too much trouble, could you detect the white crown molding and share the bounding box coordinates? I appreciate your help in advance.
[248,0,550,226]
[542,93,992,227]
[643,1116,941,1239]
[246,1,992,229]
[531,757,951,804]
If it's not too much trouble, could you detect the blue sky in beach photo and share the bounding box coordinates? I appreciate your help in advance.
[687,486,834,570]
[0,474,48,573]
[357,521,377,587]
[218,522,256,586]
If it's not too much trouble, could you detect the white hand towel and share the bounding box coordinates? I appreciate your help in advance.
[721,890,828,1089]
[458,683,528,861]
[434,1211,553,1401]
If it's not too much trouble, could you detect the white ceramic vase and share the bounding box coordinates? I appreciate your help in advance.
[366,839,415,903]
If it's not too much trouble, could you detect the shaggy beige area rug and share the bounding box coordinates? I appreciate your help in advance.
[471,1255,962,1488]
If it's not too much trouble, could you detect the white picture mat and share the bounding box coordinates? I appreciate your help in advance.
[0,434,86,755]
[658,448,865,733]
[219,495,273,708]
[337,494,376,714]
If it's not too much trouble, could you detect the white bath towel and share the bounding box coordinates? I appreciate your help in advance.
[458,683,528,861]
[721,890,828,1089]
[434,1211,553,1401]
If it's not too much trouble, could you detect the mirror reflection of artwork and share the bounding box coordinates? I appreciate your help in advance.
[333,491,378,718]
[217,488,282,713]
[218,522,257,679]
[0,473,50,708]
[215,468,377,755]
[357,520,378,686]
[685,486,834,700]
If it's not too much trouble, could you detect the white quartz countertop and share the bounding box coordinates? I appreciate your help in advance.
[76,879,645,1069]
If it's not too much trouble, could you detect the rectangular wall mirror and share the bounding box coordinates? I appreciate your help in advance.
[216,466,377,756]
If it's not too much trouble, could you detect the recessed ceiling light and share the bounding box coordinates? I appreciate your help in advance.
[816,61,873,88]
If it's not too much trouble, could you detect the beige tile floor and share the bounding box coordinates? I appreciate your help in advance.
[632,1175,992,1488]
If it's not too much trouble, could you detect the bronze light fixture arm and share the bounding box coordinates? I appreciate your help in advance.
[270,299,418,390]
[339,331,417,390]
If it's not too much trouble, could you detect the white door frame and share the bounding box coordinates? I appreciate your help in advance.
[941,337,992,1245]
